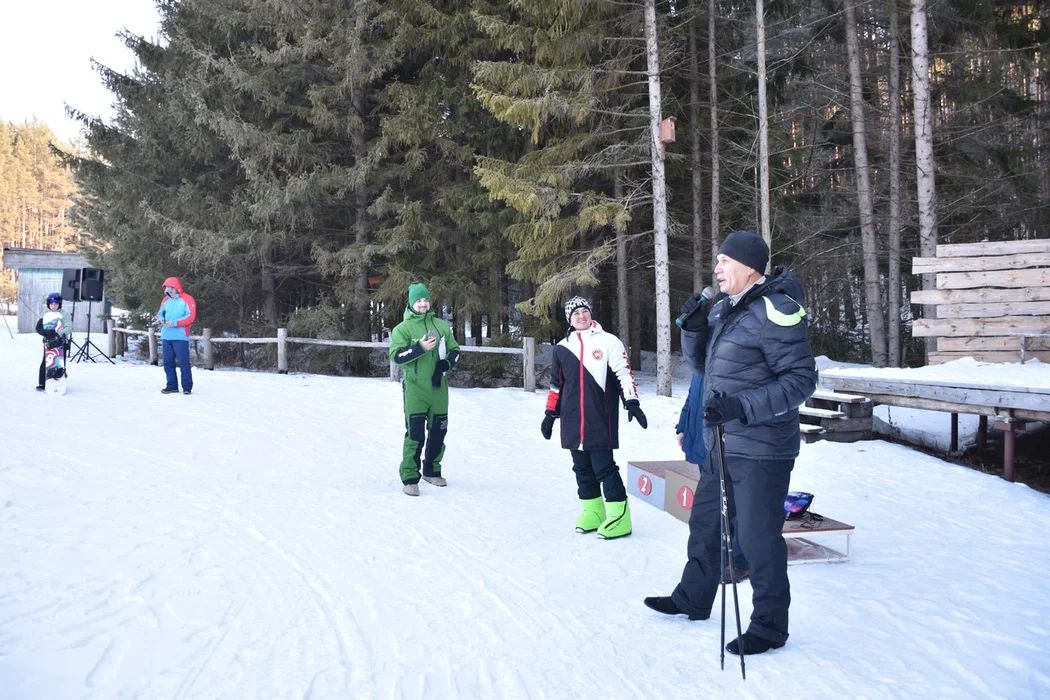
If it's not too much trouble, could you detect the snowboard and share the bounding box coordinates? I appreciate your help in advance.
[42,311,67,396]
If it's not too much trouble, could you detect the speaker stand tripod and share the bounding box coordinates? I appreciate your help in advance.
[70,300,115,364]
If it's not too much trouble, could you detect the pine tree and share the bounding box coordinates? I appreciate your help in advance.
[472,0,659,340]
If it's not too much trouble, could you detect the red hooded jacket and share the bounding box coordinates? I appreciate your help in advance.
[160,276,197,338]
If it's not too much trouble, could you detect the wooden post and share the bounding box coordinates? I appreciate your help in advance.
[108,324,116,358]
[203,328,215,370]
[1003,421,1016,483]
[277,327,288,374]
[992,418,1019,483]
[950,413,958,452]
[523,336,536,391]
[148,328,158,365]
[977,415,988,448]
[390,359,400,382]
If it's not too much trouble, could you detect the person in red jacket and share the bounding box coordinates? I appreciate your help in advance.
[156,276,197,394]
[540,296,647,539]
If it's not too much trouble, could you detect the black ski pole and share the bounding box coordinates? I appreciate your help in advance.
[713,423,746,680]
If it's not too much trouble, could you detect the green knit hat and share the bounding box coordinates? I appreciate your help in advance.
[408,282,431,306]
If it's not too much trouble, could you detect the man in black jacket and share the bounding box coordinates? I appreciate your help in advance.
[644,230,817,656]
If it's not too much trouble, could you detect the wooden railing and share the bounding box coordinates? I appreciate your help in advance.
[108,326,537,391]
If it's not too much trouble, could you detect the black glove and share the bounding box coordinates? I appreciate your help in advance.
[431,359,451,387]
[704,392,745,425]
[540,410,558,440]
[625,399,648,429]
[45,335,65,350]
[678,295,713,333]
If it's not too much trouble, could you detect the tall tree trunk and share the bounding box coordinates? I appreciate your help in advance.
[261,263,277,326]
[887,0,903,367]
[755,0,771,259]
[910,0,938,358]
[615,170,629,341]
[644,0,672,396]
[844,0,887,366]
[630,267,642,370]
[689,18,705,292]
[708,0,722,283]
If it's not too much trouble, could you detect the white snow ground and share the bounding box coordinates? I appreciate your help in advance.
[2,324,1049,699]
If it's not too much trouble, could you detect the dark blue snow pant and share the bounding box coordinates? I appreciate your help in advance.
[163,339,193,391]
[671,454,793,645]
[570,449,627,502]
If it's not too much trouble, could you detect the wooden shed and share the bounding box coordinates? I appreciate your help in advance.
[1,247,110,334]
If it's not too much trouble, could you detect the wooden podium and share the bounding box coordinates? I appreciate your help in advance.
[626,460,854,563]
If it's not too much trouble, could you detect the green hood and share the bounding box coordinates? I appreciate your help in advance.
[403,306,435,322]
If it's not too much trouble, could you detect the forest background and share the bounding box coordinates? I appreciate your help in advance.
[2,0,1047,378]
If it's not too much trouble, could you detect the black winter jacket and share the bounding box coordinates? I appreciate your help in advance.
[702,267,817,462]
[547,322,638,451]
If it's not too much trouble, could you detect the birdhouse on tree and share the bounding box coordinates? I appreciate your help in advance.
[659,116,676,155]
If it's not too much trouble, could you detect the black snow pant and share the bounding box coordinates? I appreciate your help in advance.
[570,449,627,502]
[671,454,794,645]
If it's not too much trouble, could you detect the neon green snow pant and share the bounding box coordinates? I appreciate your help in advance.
[399,380,450,484]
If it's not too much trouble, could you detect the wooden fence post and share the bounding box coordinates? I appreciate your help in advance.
[203,328,215,370]
[108,324,117,358]
[277,328,288,374]
[148,328,158,365]
[390,359,400,382]
[522,336,536,391]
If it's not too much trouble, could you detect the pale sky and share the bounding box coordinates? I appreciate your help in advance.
[0,1,162,144]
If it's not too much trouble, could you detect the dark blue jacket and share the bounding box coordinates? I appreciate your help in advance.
[702,267,817,461]
[676,373,707,464]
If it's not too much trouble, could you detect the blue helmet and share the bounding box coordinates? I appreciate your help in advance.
[46,292,62,308]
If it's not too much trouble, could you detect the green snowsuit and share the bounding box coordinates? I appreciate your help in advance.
[389,306,460,484]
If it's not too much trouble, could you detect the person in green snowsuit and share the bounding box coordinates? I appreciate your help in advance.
[389,283,461,497]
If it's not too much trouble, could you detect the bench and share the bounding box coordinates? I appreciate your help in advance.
[627,460,853,562]
[801,388,874,443]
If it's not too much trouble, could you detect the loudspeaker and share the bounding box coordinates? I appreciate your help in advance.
[80,268,105,302]
[61,268,82,302]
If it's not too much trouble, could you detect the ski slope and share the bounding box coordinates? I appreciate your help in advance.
[1,326,1048,699]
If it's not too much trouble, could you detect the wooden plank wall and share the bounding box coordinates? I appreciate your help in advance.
[911,239,1050,363]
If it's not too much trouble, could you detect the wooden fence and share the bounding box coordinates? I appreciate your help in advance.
[109,326,537,391]
[911,239,1050,363]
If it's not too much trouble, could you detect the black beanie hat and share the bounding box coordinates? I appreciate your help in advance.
[718,230,769,273]
[564,296,592,322]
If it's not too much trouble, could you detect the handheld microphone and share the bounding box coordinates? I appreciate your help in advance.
[674,286,717,327]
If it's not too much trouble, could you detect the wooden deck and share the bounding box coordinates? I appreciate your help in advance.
[819,363,1050,481]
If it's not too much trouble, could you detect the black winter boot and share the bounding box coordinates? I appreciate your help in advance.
[726,632,785,655]
[643,596,709,621]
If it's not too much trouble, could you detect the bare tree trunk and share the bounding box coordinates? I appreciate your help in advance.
[630,268,642,370]
[755,0,771,260]
[615,170,629,341]
[887,0,903,366]
[708,0,722,284]
[644,0,672,396]
[689,18,705,292]
[261,264,277,326]
[844,0,887,366]
[910,0,939,358]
